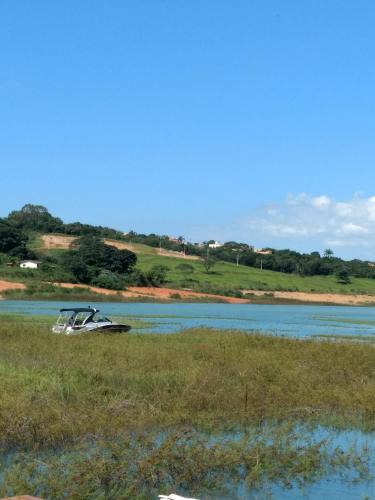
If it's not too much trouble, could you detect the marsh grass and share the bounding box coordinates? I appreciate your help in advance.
[2,316,375,453]
[2,316,375,497]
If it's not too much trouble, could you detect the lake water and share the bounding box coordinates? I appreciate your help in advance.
[1,300,375,338]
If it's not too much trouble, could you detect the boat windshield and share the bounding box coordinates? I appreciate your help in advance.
[92,313,111,323]
[55,311,93,327]
[55,311,72,326]
[73,312,92,326]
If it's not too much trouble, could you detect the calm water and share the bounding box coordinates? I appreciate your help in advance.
[1,300,375,338]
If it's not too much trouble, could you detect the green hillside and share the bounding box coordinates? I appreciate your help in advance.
[136,253,375,294]
[6,232,375,295]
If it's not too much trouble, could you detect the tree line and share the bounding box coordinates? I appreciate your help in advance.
[0,205,168,289]
[125,232,374,281]
[1,204,374,282]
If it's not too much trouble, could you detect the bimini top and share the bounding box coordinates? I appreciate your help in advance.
[60,307,98,313]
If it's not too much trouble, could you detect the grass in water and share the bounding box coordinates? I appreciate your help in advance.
[314,316,375,326]
[1,315,375,497]
[1,425,371,499]
[0,316,375,447]
[2,317,375,450]
[313,333,375,342]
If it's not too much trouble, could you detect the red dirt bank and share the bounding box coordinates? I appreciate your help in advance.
[57,283,250,303]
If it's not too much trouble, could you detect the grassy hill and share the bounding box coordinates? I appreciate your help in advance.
[1,232,374,297]
[137,253,375,294]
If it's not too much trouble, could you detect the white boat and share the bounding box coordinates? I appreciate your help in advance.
[52,307,131,335]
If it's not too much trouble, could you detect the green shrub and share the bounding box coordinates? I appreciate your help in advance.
[91,270,125,290]
[146,265,169,286]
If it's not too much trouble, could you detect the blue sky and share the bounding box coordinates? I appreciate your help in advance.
[1,1,375,258]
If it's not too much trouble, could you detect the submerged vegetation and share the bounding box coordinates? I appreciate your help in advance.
[1,426,371,499]
[1,315,375,496]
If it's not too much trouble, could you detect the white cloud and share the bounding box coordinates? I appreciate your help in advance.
[311,195,331,209]
[340,223,368,235]
[239,193,375,258]
[190,193,375,259]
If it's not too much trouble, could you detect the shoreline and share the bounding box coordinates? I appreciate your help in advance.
[1,279,375,306]
[243,289,375,306]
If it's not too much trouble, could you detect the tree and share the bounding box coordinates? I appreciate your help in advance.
[63,254,92,283]
[0,220,25,253]
[147,265,169,286]
[92,270,125,290]
[310,251,321,258]
[69,236,137,274]
[324,248,334,258]
[9,245,37,260]
[61,236,137,284]
[6,204,63,233]
[202,255,217,273]
[124,268,148,286]
[336,267,351,284]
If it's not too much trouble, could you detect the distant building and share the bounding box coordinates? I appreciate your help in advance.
[254,249,272,255]
[20,260,41,269]
[168,236,182,244]
[208,241,223,249]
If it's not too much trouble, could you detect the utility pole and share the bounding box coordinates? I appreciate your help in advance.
[260,258,263,271]
[232,248,241,267]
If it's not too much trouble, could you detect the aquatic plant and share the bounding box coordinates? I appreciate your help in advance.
[0,426,371,499]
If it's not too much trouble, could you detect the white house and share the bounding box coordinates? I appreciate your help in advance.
[208,241,223,249]
[20,260,41,269]
[254,249,272,255]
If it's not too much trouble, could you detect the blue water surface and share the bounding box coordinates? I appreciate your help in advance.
[1,300,375,338]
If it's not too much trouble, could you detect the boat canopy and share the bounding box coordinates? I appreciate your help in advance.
[60,308,98,313]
